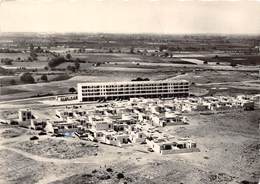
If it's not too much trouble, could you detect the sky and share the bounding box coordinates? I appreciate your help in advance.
[0,0,260,34]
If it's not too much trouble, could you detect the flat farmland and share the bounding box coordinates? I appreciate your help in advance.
[4,61,47,68]
[70,53,187,65]
[1,63,260,101]
[0,66,180,101]
[169,70,258,84]
[1,52,260,101]
[0,53,30,60]
[71,53,144,63]
[169,70,260,96]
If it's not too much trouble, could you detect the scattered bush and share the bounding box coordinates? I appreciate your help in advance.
[230,62,237,67]
[98,174,110,180]
[67,65,76,72]
[82,174,92,178]
[74,60,80,71]
[65,53,72,60]
[117,173,124,179]
[30,136,39,140]
[40,74,48,82]
[69,87,76,93]
[10,79,16,85]
[38,132,47,136]
[106,168,113,172]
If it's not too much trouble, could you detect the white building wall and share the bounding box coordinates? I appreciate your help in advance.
[78,80,189,102]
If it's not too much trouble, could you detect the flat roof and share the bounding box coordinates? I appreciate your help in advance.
[78,80,189,86]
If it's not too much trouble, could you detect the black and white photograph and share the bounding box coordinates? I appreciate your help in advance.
[0,0,260,183]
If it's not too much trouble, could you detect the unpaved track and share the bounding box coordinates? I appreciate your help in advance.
[0,143,124,165]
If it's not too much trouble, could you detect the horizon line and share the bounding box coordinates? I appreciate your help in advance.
[1,31,260,36]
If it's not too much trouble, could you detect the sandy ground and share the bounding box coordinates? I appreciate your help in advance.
[0,109,259,184]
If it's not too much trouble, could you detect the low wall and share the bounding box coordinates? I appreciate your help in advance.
[160,148,200,155]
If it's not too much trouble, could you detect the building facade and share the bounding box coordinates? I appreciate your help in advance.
[18,108,33,127]
[78,80,189,102]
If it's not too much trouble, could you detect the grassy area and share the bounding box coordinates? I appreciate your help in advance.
[0,86,28,95]
[70,53,143,63]
[10,61,47,68]
[0,53,30,60]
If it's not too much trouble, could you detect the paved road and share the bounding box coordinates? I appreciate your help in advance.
[0,96,55,104]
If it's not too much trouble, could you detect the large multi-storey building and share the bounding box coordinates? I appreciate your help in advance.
[78,80,189,102]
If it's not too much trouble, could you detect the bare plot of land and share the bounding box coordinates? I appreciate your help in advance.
[0,149,46,184]
[0,149,98,184]
[0,128,27,139]
[0,110,18,119]
[50,167,154,184]
[12,138,100,159]
[189,85,209,96]
[163,110,260,183]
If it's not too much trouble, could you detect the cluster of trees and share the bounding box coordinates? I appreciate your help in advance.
[65,53,72,60]
[48,54,83,71]
[131,77,150,82]
[48,54,82,73]
[14,56,34,63]
[67,60,80,72]
[159,45,168,52]
[34,46,44,53]
[10,79,16,85]
[29,52,38,61]
[66,56,81,72]
[161,52,173,57]
[30,44,44,53]
[48,56,67,68]
[159,45,205,52]
[29,44,49,61]
[19,73,49,84]
[66,65,76,72]
[1,58,13,65]
[20,73,35,84]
